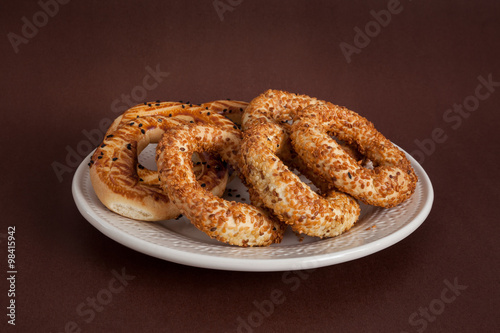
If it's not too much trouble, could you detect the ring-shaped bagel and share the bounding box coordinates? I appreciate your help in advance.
[242,89,354,193]
[290,104,418,207]
[239,121,360,238]
[106,100,248,186]
[156,124,285,247]
[89,102,240,221]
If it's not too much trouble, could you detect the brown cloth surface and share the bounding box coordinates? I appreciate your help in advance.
[1,0,499,332]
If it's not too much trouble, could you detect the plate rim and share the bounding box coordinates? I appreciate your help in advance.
[72,148,433,272]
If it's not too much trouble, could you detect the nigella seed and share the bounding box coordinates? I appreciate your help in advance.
[156,103,160,106]
[201,183,206,187]
[239,108,243,111]
[112,157,118,161]
[190,121,194,123]
[210,227,217,232]
[169,114,172,117]
[148,103,151,107]
[205,107,209,110]
[100,151,104,155]
[348,172,352,179]
[143,102,147,105]
[180,147,185,151]
[236,194,240,197]
[233,125,237,129]
[106,134,114,138]
[129,122,134,126]
[98,155,103,159]
[127,143,132,150]
[138,164,145,169]
[189,104,192,107]
[207,112,211,115]
[138,123,143,127]
[223,109,227,112]
[158,118,162,122]
[141,129,146,134]
[139,178,144,182]
[88,162,91,166]
[182,105,185,108]
[206,164,210,168]
[156,100,160,103]
[101,144,106,148]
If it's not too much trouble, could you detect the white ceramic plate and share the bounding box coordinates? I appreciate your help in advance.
[72,145,433,272]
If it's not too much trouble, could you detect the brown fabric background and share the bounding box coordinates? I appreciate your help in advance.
[1,0,499,332]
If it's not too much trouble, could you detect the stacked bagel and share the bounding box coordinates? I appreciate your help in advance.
[89,90,418,247]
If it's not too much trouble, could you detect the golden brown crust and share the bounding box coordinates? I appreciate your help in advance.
[156,124,285,246]
[89,101,244,221]
[242,89,417,208]
[239,122,360,238]
[290,104,417,207]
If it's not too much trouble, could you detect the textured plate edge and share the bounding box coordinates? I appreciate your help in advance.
[72,149,434,272]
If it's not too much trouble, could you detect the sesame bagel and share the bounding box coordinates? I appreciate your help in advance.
[156,124,285,246]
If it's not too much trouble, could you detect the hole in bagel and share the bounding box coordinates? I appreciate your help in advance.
[330,135,375,169]
[138,143,158,171]
[138,143,211,179]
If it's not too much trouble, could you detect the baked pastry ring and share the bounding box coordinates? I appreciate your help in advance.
[106,100,247,186]
[89,101,243,221]
[240,121,360,238]
[156,124,285,247]
[290,103,417,207]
